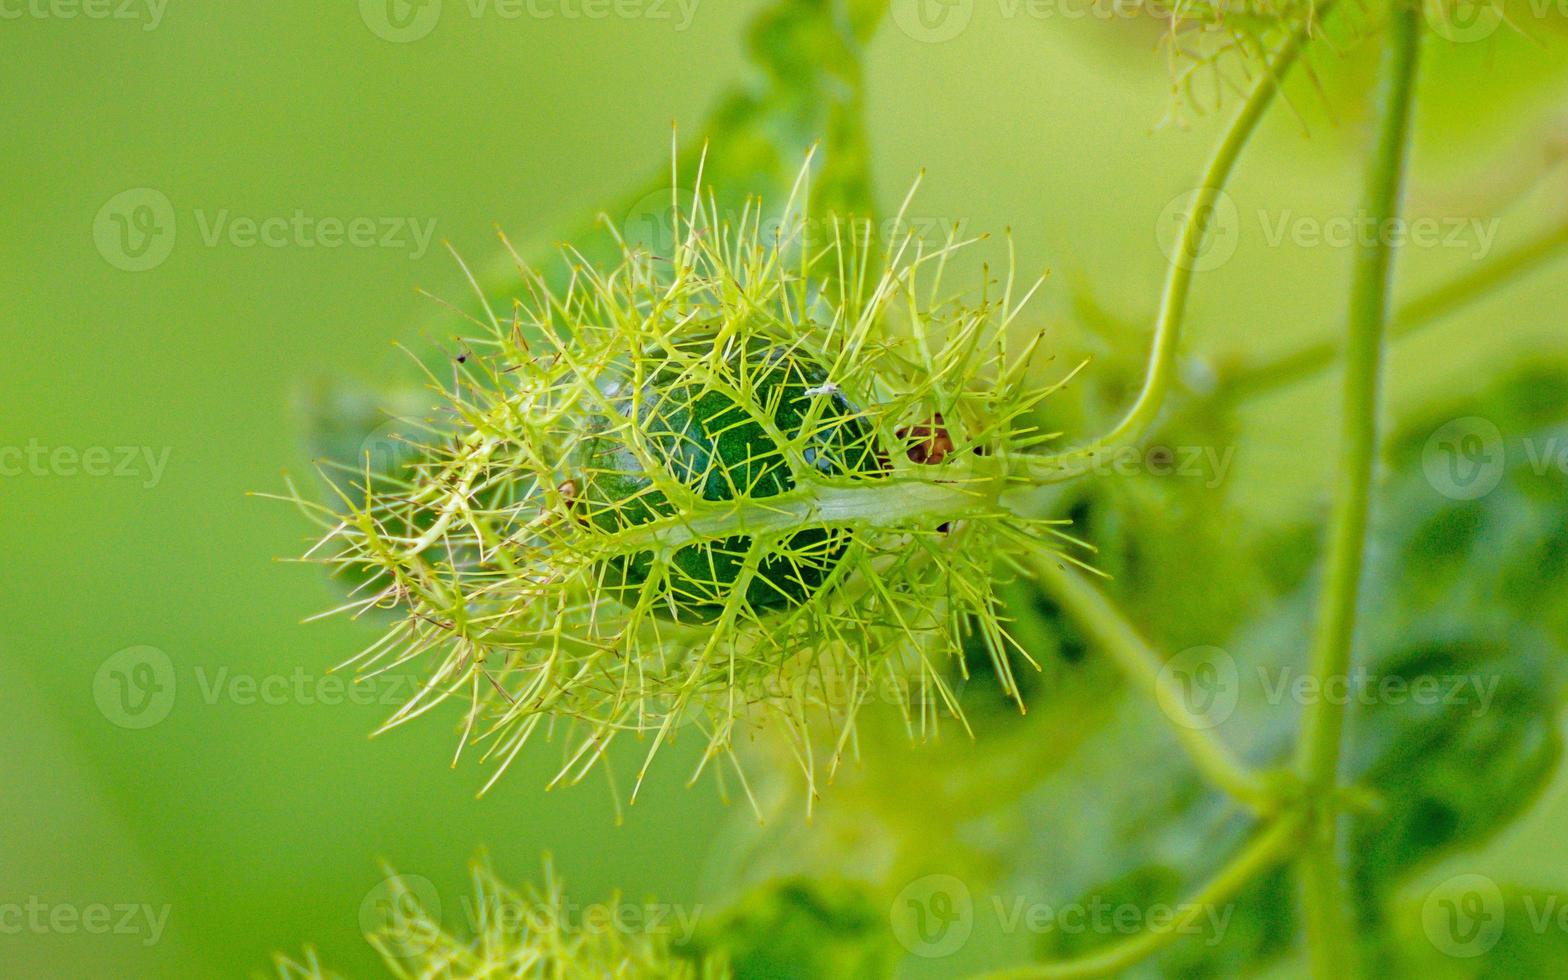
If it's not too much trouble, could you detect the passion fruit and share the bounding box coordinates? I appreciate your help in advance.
[574,340,883,622]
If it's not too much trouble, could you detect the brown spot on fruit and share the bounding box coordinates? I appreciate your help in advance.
[898,414,955,465]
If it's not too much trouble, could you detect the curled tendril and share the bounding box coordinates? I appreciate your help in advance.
[284,153,1081,812]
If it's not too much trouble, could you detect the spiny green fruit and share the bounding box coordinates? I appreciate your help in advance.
[575,338,883,622]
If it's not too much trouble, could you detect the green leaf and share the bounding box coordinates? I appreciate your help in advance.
[1390,880,1568,978]
[680,877,899,980]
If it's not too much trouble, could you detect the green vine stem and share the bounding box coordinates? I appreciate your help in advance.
[1294,4,1424,976]
[1029,556,1274,811]
[1224,219,1568,401]
[973,811,1308,980]
[1023,10,1326,485]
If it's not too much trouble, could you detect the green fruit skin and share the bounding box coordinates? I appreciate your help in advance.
[576,342,881,622]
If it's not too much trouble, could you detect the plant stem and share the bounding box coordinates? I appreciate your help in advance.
[1023,11,1325,484]
[1294,5,1423,977]
[1224,219,1568,401]
[973,811,1307,980]
[1030,556,1273,811]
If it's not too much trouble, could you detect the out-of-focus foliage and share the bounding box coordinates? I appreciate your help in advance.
[720,358,1568,977]
[680,877,899,979]
[282,2,1568,976]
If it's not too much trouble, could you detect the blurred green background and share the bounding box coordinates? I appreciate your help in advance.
[4,2,1568,976]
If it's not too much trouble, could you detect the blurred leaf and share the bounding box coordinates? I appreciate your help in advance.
[735,362,1568,976]
[1390,881,1568,978]
[680,877,898,980]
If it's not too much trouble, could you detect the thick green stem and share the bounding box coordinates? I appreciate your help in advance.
[1294,5,1423,977]
[1030,557,1274,811]
[1023,11,1324,484]
[973,811,1307,980]
[593,462,1009,557]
